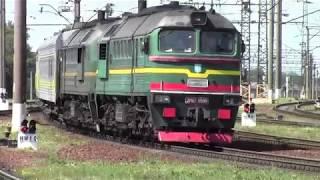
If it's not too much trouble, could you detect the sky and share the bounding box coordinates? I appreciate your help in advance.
[4,0,320,74]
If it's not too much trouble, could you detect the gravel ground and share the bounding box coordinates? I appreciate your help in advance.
[58,141,146,162]
[57,140,197,164]
[0,147,46,170]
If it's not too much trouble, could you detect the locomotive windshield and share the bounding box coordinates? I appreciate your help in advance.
[200,31,235,54]
[159,30,195,53]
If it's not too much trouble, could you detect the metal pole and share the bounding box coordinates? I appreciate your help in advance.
[74,0,81,23]
[0,0,7,105]
[291,76,294,97]
[316,69,318,98]
[267,0,274,101]
[306,26,310,99]
[312,64,316,99]
[12,0,26,132]
[257,1,261,84]
[240,0,251,84]
[301,0,308,99]
[274,0,282,99]
[138,0,147,13]
[29,71,33,100]
[309,55,313,99]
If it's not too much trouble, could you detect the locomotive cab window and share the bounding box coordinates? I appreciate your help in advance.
[200,31,235,54]
[77,48,84,64]
[99,43,107,60]
[159,30,195,53]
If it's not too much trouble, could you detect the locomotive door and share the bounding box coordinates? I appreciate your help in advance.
[56,50,62,96]
[58,49,67,94]
[132,37,147,93]
[131,38,139,93]
[97,42,109,79]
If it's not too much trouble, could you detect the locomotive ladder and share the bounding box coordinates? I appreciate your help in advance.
[88,93,99,123]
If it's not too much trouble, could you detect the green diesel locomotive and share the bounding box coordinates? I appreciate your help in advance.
[36,1,243,144]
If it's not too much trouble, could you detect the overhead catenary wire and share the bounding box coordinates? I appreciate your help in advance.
[284,9,320,24]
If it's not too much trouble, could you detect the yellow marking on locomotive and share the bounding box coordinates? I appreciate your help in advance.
[55,67,239,83]
[64,72,97,77]
[109,68,240,78]
[35,77,56,91]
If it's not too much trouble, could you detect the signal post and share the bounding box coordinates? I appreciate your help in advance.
[0,0,9,111]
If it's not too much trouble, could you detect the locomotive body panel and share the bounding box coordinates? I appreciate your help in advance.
[36,33,61,103]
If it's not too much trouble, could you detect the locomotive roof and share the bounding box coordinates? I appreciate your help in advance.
[38,3,237,50]
[112,6,236,39]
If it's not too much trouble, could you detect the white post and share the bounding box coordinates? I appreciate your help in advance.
[248,83,251,103]
[274,89,281,100]
[286,76,289,98]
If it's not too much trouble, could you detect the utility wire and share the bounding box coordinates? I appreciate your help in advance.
[266,0,279,12]
[284,9,320,24]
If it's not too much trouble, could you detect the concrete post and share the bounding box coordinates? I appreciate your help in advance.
[12,0,27,132]
[267,0,274,101]
[274,0,282,99]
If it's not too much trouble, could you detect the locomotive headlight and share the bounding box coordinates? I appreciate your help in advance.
[154,94,171,104]
[191,12,207,26]
[223,96,241,106]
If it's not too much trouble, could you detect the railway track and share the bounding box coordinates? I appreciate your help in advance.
[167,145,320,172]
[0,106,41,117]
[102,131,320,172]
[0,170,20,180]
[49,117,320,173]
[274,101,320,120]
[0,110,11,116]
[234,131,320,150]
[237,117,320,127]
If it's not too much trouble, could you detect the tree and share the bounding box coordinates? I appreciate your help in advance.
[5,21,36,97]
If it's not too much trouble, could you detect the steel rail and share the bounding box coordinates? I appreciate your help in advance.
[0,170,20,180]
[274,101,320,120]
[168,145,320,172]
[256,118,320,127]
[236,117,320,127]
[234,131,320,149]
[295,102,320,119]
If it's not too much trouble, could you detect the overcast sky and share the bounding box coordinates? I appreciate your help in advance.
[4,0,320,73]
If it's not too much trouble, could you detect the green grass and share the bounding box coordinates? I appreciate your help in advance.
[20,160,319,180]
[36,125,87,153]
[0,123,6,134]
[235,122,320,141]
[0,119,11,138]
[272,97,298,104]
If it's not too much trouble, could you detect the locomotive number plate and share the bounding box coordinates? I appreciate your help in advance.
[187,79,208,88]
[185,96,209,105]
